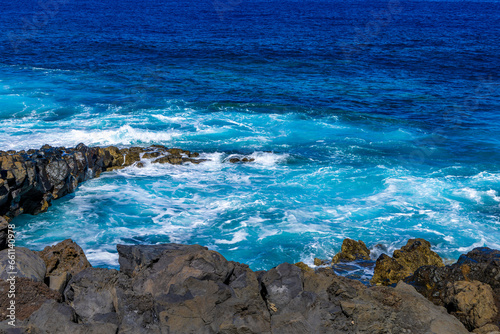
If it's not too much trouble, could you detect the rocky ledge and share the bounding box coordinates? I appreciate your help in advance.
[0,144,206,219]
[0,239,499,333]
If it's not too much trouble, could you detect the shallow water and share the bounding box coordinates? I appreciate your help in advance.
[1,0,500,273]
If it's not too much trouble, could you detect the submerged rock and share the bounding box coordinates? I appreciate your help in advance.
[371,238,444,285]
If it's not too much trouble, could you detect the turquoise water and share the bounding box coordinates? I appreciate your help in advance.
[1,0,500,272]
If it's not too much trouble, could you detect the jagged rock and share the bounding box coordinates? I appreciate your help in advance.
[123,150,141,166]
[371,238,444,285]
[0,242,473,334]
[294,262,313,271]
[332,238,370,264]
[142,151,161,159]
[0,144,206,219]
[0,277,60,321]
[0,217,8,251]
[37,239,91,277]
[406,247,500,332]
[0,247,46,282]
[474,324,500,334]
[259,262,468,334]
[442,280,498,331]
[314,258,324,266]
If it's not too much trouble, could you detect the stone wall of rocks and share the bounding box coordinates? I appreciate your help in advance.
[0,144,205,219]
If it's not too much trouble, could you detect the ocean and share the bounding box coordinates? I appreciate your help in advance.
[1,0,499,278]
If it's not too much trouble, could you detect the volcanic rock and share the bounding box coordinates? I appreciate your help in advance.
[332,238,371,264]
[371,238,444,285]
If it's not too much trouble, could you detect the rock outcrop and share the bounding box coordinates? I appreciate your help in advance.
[371,238,444,285]
[37,239,92,294]
[406,247,500,333]
[332,238,371,264]
[0,241,470,334]
[0,144,205,222]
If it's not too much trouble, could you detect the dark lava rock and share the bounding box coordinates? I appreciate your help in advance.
[0,242,471,333]
[0,144,206,219]
[371,238,444,285]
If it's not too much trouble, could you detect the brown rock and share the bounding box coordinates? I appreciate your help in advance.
[371,238,443,285]
[142,152,161,159]
[473,324,500,334]
[38,239,91,277]
[0,277,61,321]
[332,238,370,264]
[442,280,498,331]
[294,262,313,271]
[124,151,141,166]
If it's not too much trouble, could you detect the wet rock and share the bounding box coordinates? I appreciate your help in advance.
[294,261,313,271]
[0,144,206,219]
[123,150,141,166]
[0,277,61,321]
[371,238,443,285]
[442,280,498,331]
[142,151,161,159]
[0,247,46,282]
[228,156,255,163]
[313,258,325,266]
[332,238,370,264]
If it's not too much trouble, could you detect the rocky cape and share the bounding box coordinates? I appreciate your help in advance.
[0,144,210,220]
[0,238,498,333]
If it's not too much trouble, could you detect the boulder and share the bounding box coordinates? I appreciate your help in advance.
[259,262,468,334]
[442,280,498,331]
[371,238,443,285]
[406,247,500,332]
[294,262,313,271]
[0,247,46,282]
[37,239,91,277]
[332,238,370,264]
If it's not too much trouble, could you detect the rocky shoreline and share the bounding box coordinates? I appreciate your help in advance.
[0,237,498,333]
[1,145,499,333]
[0,144,208,220]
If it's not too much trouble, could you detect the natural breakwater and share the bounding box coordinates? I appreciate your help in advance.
[1,0,500,272]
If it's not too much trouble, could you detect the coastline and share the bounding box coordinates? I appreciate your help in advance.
[1,145,499,332]
[0,238,498,333]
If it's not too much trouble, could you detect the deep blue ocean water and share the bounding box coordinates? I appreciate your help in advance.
[1,0,500,277]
